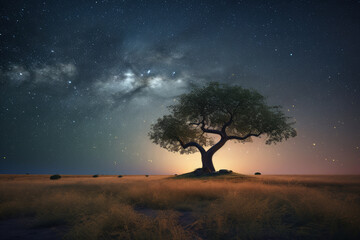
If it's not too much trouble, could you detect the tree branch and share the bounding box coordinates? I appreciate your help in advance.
[221,112,233,133]
[199,117,223,136]
[201,124,223,136]
[188,122,202,126]
[228,132,263,141]
[207,136,227,156]
[177,138,206,154]
[188,117,224,136]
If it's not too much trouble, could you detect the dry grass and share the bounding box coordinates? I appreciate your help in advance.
[0,174,359,239]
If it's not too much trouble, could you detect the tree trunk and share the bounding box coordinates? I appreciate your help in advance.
[201,136,228,173]
[201,152,216,173]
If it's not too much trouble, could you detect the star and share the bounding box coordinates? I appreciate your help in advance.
[0,0,358,176]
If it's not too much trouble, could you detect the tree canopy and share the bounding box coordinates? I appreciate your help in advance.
[149,82,297,172]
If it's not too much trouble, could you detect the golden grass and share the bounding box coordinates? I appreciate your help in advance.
[0,174,359,239]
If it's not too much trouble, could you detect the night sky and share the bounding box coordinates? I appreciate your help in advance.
[1,0,359,175]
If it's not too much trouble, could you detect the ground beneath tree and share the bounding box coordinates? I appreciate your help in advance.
[172,169,252,180]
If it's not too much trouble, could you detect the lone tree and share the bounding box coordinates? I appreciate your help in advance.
[149,82,296,173]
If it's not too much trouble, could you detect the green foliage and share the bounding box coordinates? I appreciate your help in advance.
[92,174,99,178]
[149,114,212,154]
[149,82,296,154]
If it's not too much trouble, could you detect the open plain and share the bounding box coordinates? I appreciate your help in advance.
[0,174,359,240]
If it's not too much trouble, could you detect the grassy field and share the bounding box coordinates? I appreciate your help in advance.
[0,174,359,240]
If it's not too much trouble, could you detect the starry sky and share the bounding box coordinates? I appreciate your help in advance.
[1,0,359,175]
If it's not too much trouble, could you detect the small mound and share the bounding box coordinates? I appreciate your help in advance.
[172,168,252,180]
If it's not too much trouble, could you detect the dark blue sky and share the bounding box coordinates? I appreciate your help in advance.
[1,0,359,174]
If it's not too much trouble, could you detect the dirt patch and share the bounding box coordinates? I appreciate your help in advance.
[178,211,198,229]
[0,218,67,240]
[134,207,159,218]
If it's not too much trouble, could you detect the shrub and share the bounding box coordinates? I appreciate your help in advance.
[219,169,232,174]
[50,174,61,180]
[254,172,261,175]
[145,175,149,177]
[118,175,123,178]
[93,175,99,178]
[193,168,204,176]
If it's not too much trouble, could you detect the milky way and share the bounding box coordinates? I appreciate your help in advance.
[1,1,359,174]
